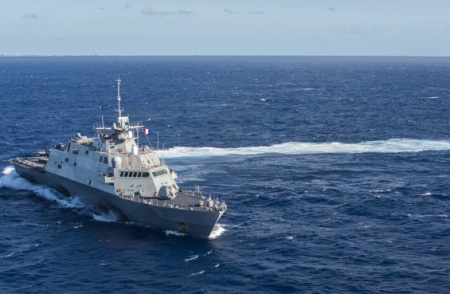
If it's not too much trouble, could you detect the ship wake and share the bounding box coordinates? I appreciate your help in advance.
[1,166,84,209]
[208,224,226,239]
[1,166,119,224]
[156,138,450,158]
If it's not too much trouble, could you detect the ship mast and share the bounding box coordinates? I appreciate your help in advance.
[116,79,123,122]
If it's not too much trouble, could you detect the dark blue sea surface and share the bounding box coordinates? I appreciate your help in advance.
[1,56,450,293]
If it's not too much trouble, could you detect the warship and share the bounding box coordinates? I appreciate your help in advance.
[10,80,227,238]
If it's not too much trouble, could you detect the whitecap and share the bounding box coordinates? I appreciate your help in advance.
[0,252,15,259]
[99,260,110,266]
[184,255,199,262]
[189,270,205,277]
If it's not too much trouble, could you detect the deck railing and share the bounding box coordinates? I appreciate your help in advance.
[116,189,226,212]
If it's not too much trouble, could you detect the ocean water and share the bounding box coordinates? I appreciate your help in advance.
[1,56,450,293]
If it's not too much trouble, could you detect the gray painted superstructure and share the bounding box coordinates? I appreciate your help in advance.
[10,80,226,238]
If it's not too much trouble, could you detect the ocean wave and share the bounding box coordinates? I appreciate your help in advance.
[156,139,450,158]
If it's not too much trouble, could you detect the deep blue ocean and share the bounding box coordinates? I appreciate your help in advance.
[1,56,450,293]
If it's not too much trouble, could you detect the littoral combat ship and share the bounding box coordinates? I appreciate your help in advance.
[10,80,226,238]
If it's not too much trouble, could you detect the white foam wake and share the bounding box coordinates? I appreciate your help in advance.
[208,224,226,239]
[92,211,119,223]
[0,166,84,209]
[156,139,450,158]
[164,230,187,237]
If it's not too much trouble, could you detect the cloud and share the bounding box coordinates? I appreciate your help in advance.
[406,27,428,33]
[333,26,384,37]
[328,7,337,12]
[23,13,39,19]
[124,3,132,10]
[141,9,194,16]
[178,10,194,16]
[98,6,107,11]
[142,9,172,16]
[225,9,264,15]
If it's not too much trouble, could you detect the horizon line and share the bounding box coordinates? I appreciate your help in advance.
[1,54,450,58]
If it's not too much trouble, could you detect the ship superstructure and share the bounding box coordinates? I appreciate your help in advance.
[10,80,226,238]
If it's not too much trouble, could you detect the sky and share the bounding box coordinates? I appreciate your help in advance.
[1,0,450,56]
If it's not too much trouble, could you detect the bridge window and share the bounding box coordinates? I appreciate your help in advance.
[151,169,168,177]
[119,171,149,178]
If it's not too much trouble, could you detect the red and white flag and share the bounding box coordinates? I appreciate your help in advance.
[143,127,149,135]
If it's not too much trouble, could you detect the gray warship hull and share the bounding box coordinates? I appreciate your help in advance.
[9,80,226,238]
[12,159,224,238]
